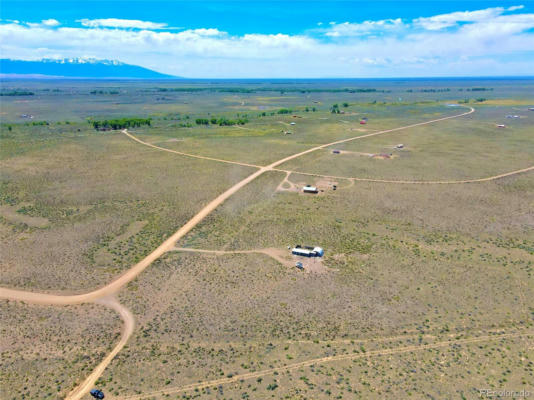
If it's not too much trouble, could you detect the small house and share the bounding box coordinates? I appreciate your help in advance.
[292,245,324,257]
[290,122,296,125]
[332,149,341,154]
[303,185,318,194]
[360,120,366,125]
[292,248,315,257]
[395,144,404,149]
[497,124,506,128]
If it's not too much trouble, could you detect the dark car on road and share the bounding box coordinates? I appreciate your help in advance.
[90,389,105,399]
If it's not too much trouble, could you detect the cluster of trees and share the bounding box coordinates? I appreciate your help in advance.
[153,87,384,94]
[458,98,487,104]
[404,87,493,93]
[407,88,451,93]
[0,90,34,96]
[195,117,248,126]
[90,90,120,95]
[90,118,151,130]
[330,103,350,113]
[277,108,292,114]
[29,121,49,126]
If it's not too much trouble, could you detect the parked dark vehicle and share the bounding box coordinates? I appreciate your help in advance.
[90,389,105,399]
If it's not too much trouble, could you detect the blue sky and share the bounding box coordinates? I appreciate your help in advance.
[1,1,533,77]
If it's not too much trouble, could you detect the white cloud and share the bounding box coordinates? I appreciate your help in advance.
[77,18,168,29]
[41,19,60,27]
[325,18,404,37]
[1,6,533,78]
[414,5,524,30]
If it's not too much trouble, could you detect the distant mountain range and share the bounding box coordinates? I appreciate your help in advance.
[0,58,178,79]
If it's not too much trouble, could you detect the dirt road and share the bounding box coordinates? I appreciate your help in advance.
[67,297,134,400]
[174,247,294,268]
[277,164,534,185]
[122,129,261,168]
[0,106,478,399]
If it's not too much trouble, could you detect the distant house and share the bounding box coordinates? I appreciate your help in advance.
[303,185,318,194]
[290,122,296,125]
[332,149,341,154]
[395,144,404,149]
[292,245,324,257]
[360,120,366,124]
[497,124,506,128]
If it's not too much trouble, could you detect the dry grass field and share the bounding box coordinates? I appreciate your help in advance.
[0,79,533,399]
[0,301,120,400]
[0,129,253,291]
[280,106,533,180]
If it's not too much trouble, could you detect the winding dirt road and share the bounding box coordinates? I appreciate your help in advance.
[67,297,134,400]
[4,105,518,400]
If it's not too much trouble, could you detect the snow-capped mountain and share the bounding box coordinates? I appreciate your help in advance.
[0,58,177,79]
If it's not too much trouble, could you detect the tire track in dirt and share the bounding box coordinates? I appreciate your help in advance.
[118,330,533,400]
[173,247,292,268]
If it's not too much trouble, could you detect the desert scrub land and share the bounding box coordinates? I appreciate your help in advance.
[0,79,533,400]
[155,334,533,399]
[0,300,120,400]
[0,125,253,291]
[99,174,534,397]
[99,244,533,398]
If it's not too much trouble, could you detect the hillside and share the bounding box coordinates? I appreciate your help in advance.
[0,58,177,79]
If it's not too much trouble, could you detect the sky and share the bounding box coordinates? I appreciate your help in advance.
[1,0,533,78]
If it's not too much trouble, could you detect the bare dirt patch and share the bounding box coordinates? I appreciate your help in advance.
[0,203,49,228]
[94,220,148,266]
[371,153,398,160]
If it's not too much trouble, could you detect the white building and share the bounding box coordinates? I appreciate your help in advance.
[292,246,324,257]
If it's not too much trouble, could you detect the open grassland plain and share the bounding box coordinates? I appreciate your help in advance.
[279,105,534,181]
[0,301,120,400]
[0,78,533,399]
[128,103,462,166]
[0,127,253,291]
